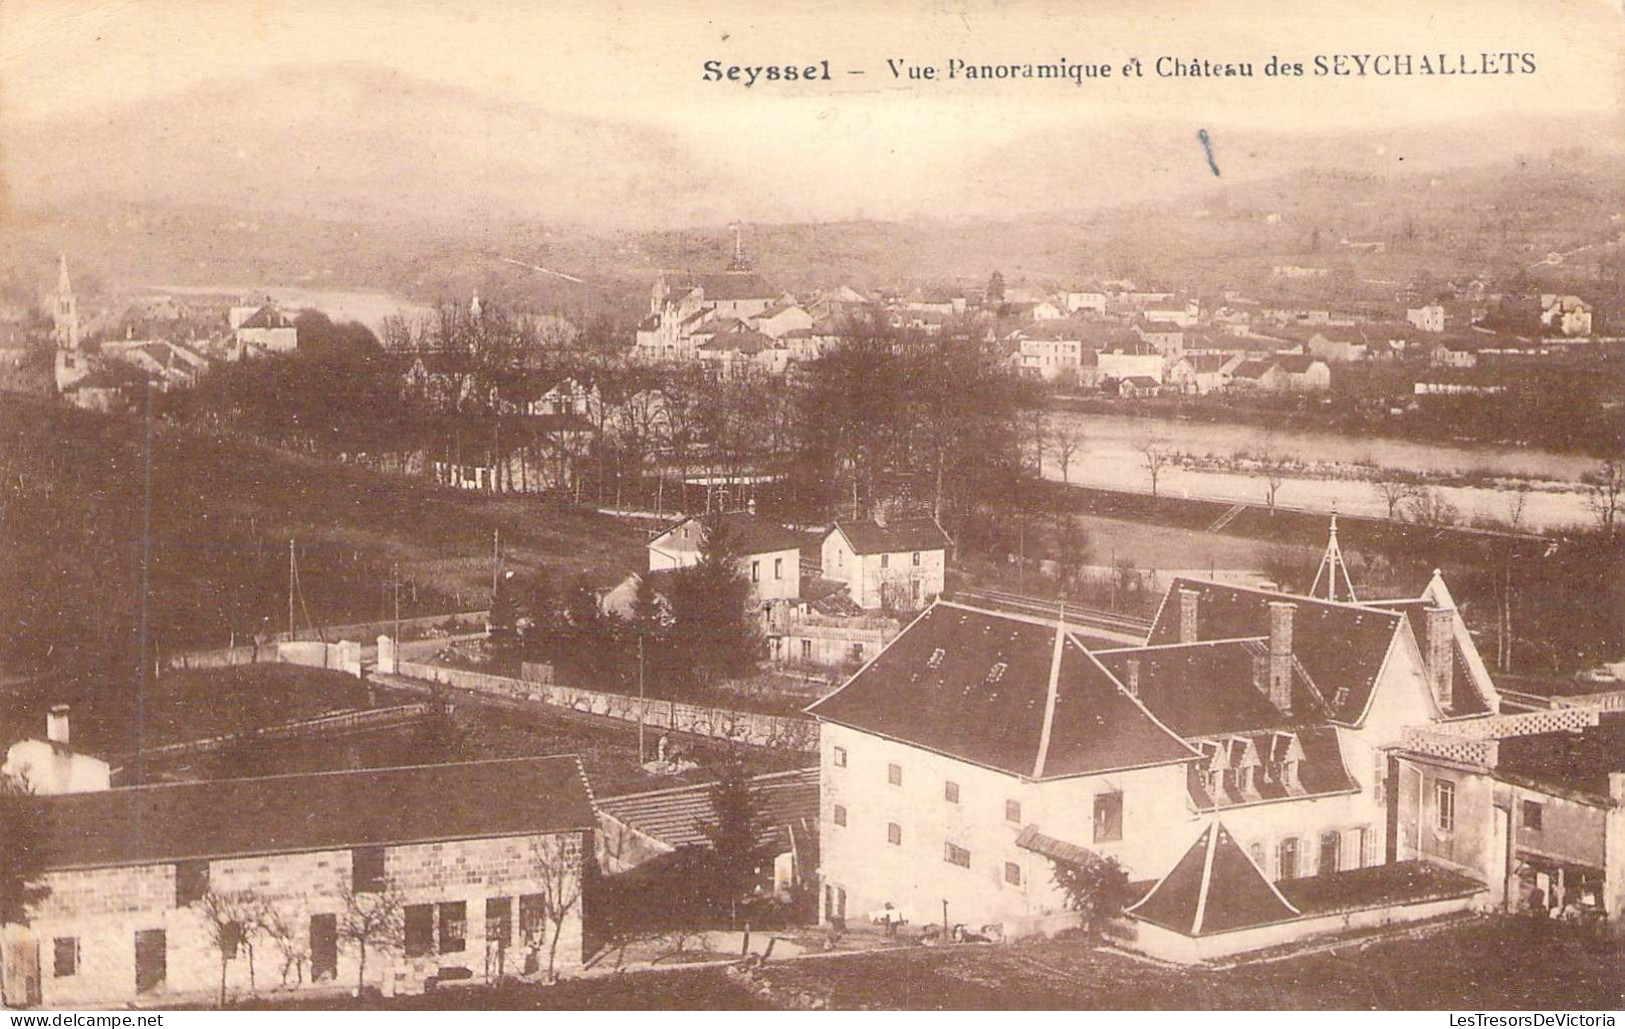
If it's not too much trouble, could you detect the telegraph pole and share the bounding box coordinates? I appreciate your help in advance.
[288,538,296,637]
[491,528,501,600]
[637,631,647,764]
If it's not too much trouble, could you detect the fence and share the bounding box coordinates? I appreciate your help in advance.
[396,660,819,752]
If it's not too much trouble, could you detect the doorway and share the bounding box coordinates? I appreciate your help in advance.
[134,930,166,995]
[310,914,338,983]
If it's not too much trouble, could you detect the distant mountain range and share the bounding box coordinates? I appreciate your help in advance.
[3,63,1621,308]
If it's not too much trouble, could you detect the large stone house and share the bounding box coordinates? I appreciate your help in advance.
[0,758,594,1008]
[805,535,1501,947]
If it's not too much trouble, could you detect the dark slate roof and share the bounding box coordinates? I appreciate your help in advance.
[1126,822,1300,936]
[1094,640,1326,737]
[831,516,952,555]
[12,757,594,872]
[596,768,818,851]
[805,604,1196,780]
[237,305,293,330]
[1146,579,1403,725]
[1495,713,1625,802]
[1015,824,1096,866]
[1277,355,1323,374]
[1365,598,1491,716]
[698,327,773,354]
[667,272,777,303]
[652,513,802,558]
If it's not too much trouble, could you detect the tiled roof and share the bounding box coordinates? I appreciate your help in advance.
[12,757,594,872]
[652,513,802,559]
[1495,713,1625,802]
[831,516,951,555]
[666,272,777,303]
[237,305,293,330]
[1146,579,1402,725]
[596,768,818,851]
[1014,824,1096,867]
[805,604,1196,780]
[1126,822,1300,936]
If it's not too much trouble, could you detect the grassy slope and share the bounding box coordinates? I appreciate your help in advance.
[0,395,643,679]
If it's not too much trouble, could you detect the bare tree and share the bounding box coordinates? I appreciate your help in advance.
[1585,457,1622,538]
[1504,485,1532,533]
[198,889,270,1007]
[1407,487,1460,528]
[261,905,310,989]
[1256,437,1288,517]
[1051,422,1085,485]
[1140,439,1170,500]
[528,833,584,981]
[337,881,405,993]
[1376,477,1422,521]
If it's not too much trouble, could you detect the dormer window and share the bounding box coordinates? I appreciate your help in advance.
[986,662,1007,685]
[927,648,946,669]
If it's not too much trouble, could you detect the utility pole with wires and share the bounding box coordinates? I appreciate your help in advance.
[491,528,501,601]
[288,538,296,638]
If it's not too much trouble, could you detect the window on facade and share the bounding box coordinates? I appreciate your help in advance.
[833,746,847,768]
[888,762,902,786]
[1357,826,1372,868]
[945,842,971,867]
[1522,800,1543,831]
[438,901,468,954]
[519,894,546,943]
[886,822,902,846]
[175,860,209,908]
[1005,799,1022,824]
[1004,862,1023,886]
[404,904,435,957]
[486,897,513,947]
[1248,842,1266,873]
[944,781,960,804]
[801,638,813,660]
[352,846,386,893]
[880,554,889,569]
[1093,791,1123,842]
[751,561,760,583]
[1278,837,1300,880]
[52,937,79,978]
[774,558,784,580]
[833,804,847,827]
[912,552,921,567]
[1435,780,1456,832]
[1318,831,1341,876]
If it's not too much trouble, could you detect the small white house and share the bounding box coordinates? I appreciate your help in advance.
[647,513,803,606]
[821,516,951,612]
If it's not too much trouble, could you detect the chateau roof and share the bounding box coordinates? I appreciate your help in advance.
[1126,822,1300,936]
[805,603,1197,780]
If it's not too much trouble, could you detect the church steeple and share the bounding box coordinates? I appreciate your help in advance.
[725,222,752,273]
[52,252,80,350]
[1310,511,1357,603]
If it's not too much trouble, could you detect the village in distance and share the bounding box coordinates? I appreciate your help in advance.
[2,27,1625,1014]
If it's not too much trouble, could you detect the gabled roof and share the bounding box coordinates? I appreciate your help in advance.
[596,768,818,852]
[650,512,802,559]
[805,604,1196,780]
[237,305,294,330]
[12,757,594,873]
[1146,579,1403,725]
[1276,355,1324,374]
[830,516,952,555]
[1125,822,1300,936]
[665,271,777,303]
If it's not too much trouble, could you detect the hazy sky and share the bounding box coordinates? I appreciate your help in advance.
[3,0,1623,222]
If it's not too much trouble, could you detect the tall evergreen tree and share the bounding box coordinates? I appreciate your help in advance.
[669,521,759,684]
[697,753,768,928]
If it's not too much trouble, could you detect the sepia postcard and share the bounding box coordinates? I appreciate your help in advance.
[1,0,1622,1014]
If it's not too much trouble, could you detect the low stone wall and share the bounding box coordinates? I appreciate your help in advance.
[1124,887,1485,964]
[396,661,819,752]
[277,639,363,677]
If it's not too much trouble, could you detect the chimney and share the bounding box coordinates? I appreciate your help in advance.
[1125,658,1141,697]
[1268,602,1295,713]
[1425,605,1455,708]
[1178,588,1200,644]
[47,704,70,747]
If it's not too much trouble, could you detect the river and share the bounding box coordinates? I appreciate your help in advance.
[1042,410,1601,533]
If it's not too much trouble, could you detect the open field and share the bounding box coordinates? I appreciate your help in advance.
[0,396,644,685]
[140,679,811,797]
[0,663,377,759]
